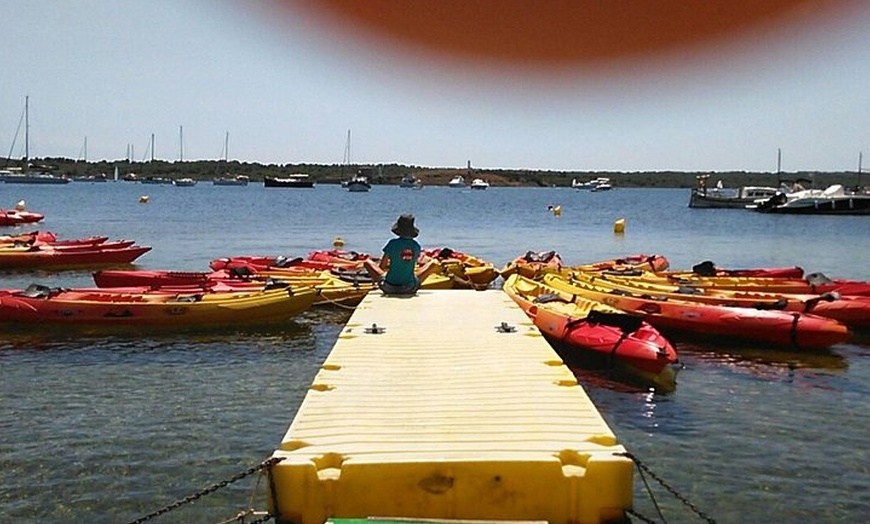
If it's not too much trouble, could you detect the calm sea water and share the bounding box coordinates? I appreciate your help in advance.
[1,181,868,524]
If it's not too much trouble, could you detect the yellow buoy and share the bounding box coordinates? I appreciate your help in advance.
[613,218,625,234]
[332,236,345,249]
[552,205,562,216]
[15,200,26,211]
[139,195,150,203]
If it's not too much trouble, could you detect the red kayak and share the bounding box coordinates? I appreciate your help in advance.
[575,254,670,273]
[210,255,354,273]
[545,273,852,350]
[0,231,58,245]
[0,209,44,226]
[0,244,151,269]
[307,249,370,268]
[93,268,253,288]
[687,260,805,279]
[504,273,680,391]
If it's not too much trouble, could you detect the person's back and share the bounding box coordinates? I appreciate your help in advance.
[382,236,420,287]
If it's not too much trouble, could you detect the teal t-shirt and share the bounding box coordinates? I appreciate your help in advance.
[382,237,421,286]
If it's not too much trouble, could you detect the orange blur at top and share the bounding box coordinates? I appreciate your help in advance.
[287,0,844,66]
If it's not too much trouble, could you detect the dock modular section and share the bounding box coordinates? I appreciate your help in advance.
[270,290,633,524]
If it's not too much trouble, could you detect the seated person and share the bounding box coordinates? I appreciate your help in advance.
[364,214,437,295]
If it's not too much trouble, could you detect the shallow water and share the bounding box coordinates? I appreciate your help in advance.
[1,182,868,523]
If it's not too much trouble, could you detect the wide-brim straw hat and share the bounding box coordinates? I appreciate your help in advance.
[391,214,419,238]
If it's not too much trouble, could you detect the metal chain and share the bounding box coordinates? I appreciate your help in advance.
[616,451,718,524]
[123,456,284,524]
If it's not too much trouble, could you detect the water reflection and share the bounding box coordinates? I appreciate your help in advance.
[677,342,848,370]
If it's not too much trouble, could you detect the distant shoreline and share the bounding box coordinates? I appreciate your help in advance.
[4,156,867,189]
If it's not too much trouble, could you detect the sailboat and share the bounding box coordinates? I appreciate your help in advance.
[213,131,250,186]
[341,130,372,192]
[3,96,70,184]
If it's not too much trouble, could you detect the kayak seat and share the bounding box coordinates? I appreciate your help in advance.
[533,293,569,304]
[523,250,557,263]
[587,310,644,333]
[172,294,203,303]
[603,268,643,277]
[15,284,54,299]
[332,269,375,284]
[753,299,789,310]
[263,279,290,290]
[692,260,717,276]
[336,251,363,261]
[806,272,834,286]
[274,256,304,268]
[229,266,255,278]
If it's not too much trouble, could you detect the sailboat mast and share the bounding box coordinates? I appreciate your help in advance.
[224,131,229,162]
[150,133,155,162]
[342,129,351,177]
[179,125,184,162]
[776,148,782,186]
[24,95,30,166]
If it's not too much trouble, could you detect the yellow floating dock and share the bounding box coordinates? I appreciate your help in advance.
[269,290,633,524]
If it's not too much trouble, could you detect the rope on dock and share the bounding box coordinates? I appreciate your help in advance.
[616,451,718,524]
[122,456,285,524]
[314,288,364,310]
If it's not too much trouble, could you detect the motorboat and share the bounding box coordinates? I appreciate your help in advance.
[213,175,250,186]
[750,184,870,215]
[345,173,371,192]
[140,176,172,184]
[448,175,466,188]
[264,174,315,188]
[173,178,198,187]
[470,178,490,190]
[590,178,612,191]
[399,175,422,189]
[573,176,612,191]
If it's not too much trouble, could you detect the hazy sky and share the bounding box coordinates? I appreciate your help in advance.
[3,1,870,172]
